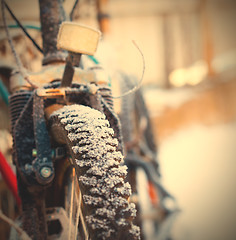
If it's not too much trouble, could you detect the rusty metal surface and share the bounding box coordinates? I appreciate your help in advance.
[39,0,67,65]
[10,65,98,92]
[61,53,81,87]
[33,93,54,185]
[37,88,66,98]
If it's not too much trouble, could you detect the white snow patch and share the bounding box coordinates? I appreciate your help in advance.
[158,122,236,240]
[144,87,197,117]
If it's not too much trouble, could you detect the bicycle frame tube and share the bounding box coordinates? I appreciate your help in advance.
[39,0,67,65]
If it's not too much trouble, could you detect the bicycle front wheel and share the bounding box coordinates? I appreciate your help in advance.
[49,104,140,240]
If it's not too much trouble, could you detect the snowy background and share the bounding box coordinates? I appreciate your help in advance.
[159,122,236,240]
[142,82,236,240]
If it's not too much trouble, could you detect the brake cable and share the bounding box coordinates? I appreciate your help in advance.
[3,1,43,53]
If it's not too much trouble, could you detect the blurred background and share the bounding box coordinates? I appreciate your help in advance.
[0,0,236,239]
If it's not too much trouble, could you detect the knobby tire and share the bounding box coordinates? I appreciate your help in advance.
[49,104,140,240]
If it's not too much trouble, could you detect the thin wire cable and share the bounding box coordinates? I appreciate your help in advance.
[4,2,43,54]
[70,0,79,20]
[5,24,41,31]
[112,40,145,99]
[1,0,37,88]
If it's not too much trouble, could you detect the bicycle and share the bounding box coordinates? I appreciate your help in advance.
[0,1,178,239]
[1,0,141,239]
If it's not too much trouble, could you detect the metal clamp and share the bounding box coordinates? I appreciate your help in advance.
[37,88,66,98]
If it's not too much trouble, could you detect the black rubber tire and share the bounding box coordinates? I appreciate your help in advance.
[120,74,157,154]
[49,104,140,240]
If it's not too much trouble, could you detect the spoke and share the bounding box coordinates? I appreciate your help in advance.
[78,191,89,240]
[68,167,76,240]
[70,168,89,240]
[74,187,80,240]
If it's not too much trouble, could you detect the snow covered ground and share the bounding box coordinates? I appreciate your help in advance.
[158,122,236,240]
[144,87,198,118]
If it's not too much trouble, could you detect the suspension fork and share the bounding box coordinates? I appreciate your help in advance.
[38,0,67,65]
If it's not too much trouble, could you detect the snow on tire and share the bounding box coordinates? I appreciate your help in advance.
[50,104,140,240]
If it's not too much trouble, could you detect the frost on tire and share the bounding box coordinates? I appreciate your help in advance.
[50,104,140,240]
